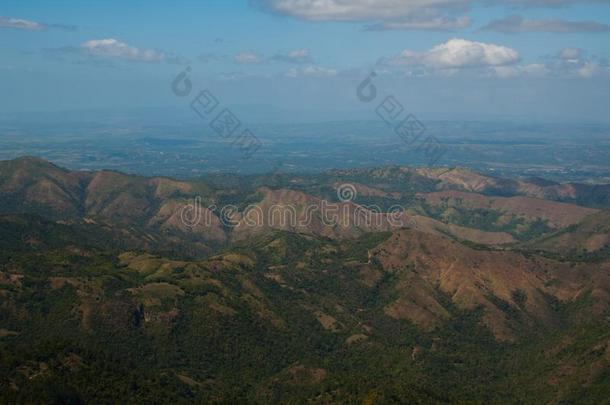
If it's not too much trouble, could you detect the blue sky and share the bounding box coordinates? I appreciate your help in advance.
[1,0,610,122]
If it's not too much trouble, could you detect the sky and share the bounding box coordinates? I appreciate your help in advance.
[1,0,610,123]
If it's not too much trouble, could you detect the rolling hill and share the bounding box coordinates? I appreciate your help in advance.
[0,157,609,403]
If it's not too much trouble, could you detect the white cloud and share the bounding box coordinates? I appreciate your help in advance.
[285,65,338,77]
[81,39,165,62]
[218,71,251,80]
[260,0,610,33]
[261,0,468,21]
[482,15,610,33]
[577,62,602,78]
[493,63,549,78]
[234,51,264,64]
[393,38,520,69]
[0,16,44,31]
[558,47,582,61]
[0,16,75,31]
[505,0,608,6]
[546,47,607,77]
[231,49,314,65]
[366,16,471,30]
[492,46,610,79]
[272,49,313,63]
[287,49,310,59]
[260,0,472,31]
[199,53,229,63]
[262,0,608,21]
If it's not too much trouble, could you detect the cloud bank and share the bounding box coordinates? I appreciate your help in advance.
[365,16,471,31]
[0,15,76,31]
[271,49,313,63]
[0,16,44,30]
[81,39,165,62]
[234,51,264,64]
[259,0,472,31]
[482,15,610,33]
[259,0,610,32]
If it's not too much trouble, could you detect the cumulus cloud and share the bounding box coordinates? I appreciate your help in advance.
[482,15,610,33]
[491,46,609,78]
[271,49,313,63]
[81,39,165,62]
[544,47,609,77]
[382,42,606,79]
[234,51,264,64]
[484,47,608,79]
[392,38,520,69]
[44,39,184,67]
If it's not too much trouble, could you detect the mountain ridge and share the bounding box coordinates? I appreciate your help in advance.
[0,156,609,402]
